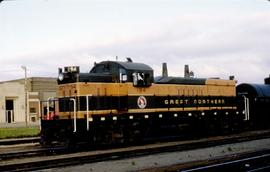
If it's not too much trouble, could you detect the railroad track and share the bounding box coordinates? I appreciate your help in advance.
[183,151,270,172]
[0,146,68,161]
[151,149,270,172]
[1,129,270,172]
[0,137,39,146]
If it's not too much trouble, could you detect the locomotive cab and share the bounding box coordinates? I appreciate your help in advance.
[58,60,154,87]
[90,61,154,87]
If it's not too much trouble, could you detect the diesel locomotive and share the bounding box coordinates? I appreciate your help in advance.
[40,60,270,146]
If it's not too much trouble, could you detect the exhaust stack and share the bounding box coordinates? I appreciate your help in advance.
[184,65,194,78]
[162,63,168,77]
[184,65,189,78]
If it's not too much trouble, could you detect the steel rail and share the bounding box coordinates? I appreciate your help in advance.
[0,137,39,146]
[181,151,270,172]
[0,146,69,161]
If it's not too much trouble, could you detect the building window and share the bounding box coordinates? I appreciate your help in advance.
[30,116,36,122]
[5,99,15,123]
[30,107,36,113]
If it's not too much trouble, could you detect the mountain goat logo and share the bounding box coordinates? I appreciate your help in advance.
[137,96,147,109]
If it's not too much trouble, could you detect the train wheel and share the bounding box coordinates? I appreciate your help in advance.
[125,122,143,144]
[56,127,75,148]
[40,129,53,147]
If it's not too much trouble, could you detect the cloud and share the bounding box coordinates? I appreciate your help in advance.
[0,9,269,84]
[61,12,269,83]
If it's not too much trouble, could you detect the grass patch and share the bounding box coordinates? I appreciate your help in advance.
[0,127,40,139]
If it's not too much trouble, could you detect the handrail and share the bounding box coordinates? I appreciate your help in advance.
[243,95,250,121]
[46,97,55,117]
[86,94,92,131]
[46,97,59,121]
[70,98,77,133]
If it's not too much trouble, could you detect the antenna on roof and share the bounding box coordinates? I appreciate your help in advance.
[116,56,118,61]
[126,57,133,63]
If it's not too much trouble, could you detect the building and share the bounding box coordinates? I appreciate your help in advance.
[0,77,57,125]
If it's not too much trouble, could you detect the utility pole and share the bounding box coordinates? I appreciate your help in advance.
[21,66,28,127]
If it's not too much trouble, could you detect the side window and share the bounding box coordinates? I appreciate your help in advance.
[144,73,151,86]
[93,64,110,73]
[132,72,151,87]
[119,68,127,83]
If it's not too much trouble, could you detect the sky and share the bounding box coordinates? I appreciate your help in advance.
[0,0,270,83]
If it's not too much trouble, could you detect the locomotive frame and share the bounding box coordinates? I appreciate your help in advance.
[40,60,268,146]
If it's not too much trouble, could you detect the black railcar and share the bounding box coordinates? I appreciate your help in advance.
[237,81,270,128]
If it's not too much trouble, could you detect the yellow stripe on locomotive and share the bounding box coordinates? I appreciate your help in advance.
[55,60,237,120]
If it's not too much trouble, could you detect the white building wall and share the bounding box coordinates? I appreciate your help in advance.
[0,82,25,123]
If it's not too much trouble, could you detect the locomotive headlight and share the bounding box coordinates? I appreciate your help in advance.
[58,73,64,81]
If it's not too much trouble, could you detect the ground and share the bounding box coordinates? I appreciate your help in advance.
[40,138,270,172]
